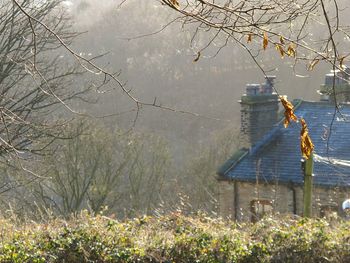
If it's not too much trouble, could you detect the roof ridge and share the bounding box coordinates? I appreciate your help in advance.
[217,149,248,177]
[294,100,350,107]
[217,99,297,177]
[249,125,282,156]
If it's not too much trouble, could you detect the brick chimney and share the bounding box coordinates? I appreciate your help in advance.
[319,66,350,102]
[240,76,279,147]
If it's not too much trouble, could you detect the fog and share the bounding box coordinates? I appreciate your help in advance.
[60,0,335,162]
[0,0,349,219]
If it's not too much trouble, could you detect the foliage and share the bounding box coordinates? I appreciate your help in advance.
[0,212,349,262]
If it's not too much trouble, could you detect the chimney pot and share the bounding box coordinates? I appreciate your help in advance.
[321,66,350,102]
[263,75,276,94]
[246,84,261,95]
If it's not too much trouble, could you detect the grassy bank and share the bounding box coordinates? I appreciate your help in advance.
[0,212,349,262]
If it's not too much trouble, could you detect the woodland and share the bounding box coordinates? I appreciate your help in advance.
[0,0,349,218]
[0,1,350,262]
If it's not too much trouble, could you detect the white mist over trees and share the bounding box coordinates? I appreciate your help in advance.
[69,0,330,151]
[0,0,349,217]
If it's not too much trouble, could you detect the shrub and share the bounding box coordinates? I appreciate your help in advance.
[0,213,349,262]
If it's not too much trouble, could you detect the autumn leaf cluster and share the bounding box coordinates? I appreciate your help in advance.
[247,33,296,58]
[280,96,314,159]
[300,118,314,159]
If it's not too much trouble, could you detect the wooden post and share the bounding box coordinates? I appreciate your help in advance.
[303,153,314,217]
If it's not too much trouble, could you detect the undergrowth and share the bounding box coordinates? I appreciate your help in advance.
[0,212,349,262]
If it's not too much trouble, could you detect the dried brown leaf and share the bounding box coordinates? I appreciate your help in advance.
[275,44,285,58]
[247,34,252,43]
[300,118,314,159]
[193,51,201,62]
[279,36,285,45]
[308,59,319,71]
[170,0,179,8]
[287,44,296,57]
[263,32,268,50]
[280,96,298,128]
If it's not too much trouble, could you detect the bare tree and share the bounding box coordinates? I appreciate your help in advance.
[27,120,171,217]
[8,0,214,138]
[0,0,93,164]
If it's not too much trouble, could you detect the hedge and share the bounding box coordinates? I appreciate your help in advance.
[0,212,349,262]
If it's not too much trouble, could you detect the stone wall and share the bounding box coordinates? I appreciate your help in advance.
[219,180,349,221]
[218,181,235,219]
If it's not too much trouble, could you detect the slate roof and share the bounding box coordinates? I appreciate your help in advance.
[218,100,350,188]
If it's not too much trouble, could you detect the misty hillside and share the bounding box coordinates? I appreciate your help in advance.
[1,0,350,225]
[65,0,332,157]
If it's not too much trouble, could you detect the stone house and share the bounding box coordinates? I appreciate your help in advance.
[217,69,350,221]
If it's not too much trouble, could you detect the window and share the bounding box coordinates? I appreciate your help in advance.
[250,199,273,222]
